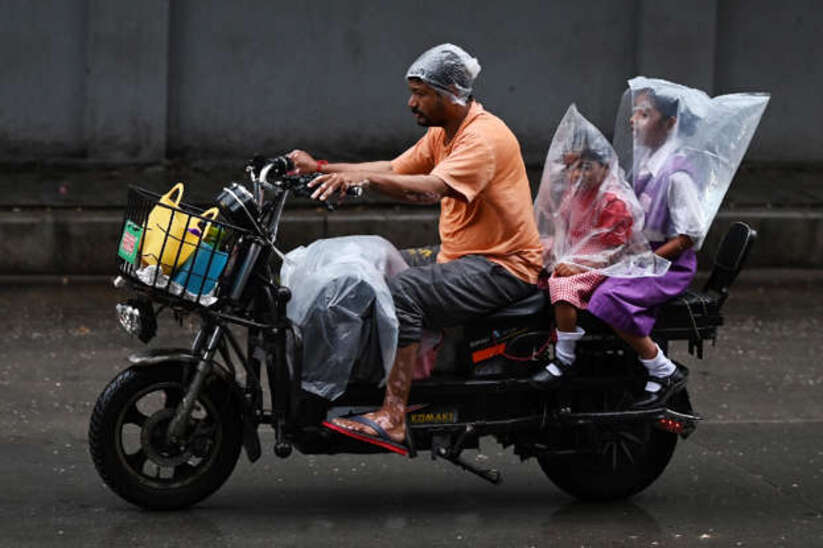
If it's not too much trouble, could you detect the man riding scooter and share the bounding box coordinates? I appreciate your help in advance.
[289,43,543,454]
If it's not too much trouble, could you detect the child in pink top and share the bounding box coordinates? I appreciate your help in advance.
[532,105,666,386]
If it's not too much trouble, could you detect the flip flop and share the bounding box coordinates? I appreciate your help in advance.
[322,415,410,457]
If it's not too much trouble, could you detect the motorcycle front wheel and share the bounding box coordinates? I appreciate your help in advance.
[89,364,243,510]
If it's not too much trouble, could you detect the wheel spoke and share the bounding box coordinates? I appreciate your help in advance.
[163,387,183,408]
[173,462,198,480]
[619,440,636,465]
[124,448,148,473]
[619,431,643,446]
[123,405,148,427]
[194,422,217,437]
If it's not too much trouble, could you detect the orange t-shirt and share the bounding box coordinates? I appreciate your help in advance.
[391,102,542,284]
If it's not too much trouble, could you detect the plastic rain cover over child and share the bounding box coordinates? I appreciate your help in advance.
[279,236,409,400]
[613,76,769,248]
[534,104,670,278]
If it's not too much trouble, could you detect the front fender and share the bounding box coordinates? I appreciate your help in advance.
[128,346,241,393]
[127,347,263,462]
[128,348,199,366]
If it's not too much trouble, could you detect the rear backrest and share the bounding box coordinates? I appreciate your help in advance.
[702,221,757,306]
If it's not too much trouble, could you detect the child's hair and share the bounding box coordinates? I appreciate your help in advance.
[579,147,608,165]
[636,87,698,137]
[565,127,610,166]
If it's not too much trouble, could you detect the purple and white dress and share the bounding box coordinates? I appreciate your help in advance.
[587,142,705,336]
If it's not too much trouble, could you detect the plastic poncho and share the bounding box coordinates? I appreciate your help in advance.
[613,76,769,249]
[279,236,409,400]
[405,43,481,105]
[534,104,670,278]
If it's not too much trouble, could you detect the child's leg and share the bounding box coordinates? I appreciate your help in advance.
[554,301,578,332]
[546,302,585,375]
[613,327,678,393]
[530,301,586,388]
[612,328,658,359]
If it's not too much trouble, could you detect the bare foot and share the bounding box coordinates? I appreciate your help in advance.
[332,408,406,442]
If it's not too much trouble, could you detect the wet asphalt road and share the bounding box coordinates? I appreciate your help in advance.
[0,271,821,547]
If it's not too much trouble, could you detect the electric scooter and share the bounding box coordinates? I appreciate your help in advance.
[89,156,755,509]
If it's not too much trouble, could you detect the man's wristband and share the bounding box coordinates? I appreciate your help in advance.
[316,160,328,173]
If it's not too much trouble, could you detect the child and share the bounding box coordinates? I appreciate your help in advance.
[531,105,667,388]
[587,77,768,408]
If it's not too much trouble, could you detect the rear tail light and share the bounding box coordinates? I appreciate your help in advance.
[657,417,685,434]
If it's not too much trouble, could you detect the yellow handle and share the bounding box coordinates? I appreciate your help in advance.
[181,207,221,246]
[196,207,220,238]
[159,182,184,207]
[200,207,219,221]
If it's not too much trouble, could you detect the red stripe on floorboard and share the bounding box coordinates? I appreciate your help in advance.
[322,420,409,457]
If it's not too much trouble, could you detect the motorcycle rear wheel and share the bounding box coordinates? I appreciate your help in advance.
[89,364,243,510]
[537,424,677,502]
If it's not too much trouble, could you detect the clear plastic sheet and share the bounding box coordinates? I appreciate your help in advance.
[534,104,670,278]
[279,236,409,400]
[613,77,769,248]
[405,43,481,105]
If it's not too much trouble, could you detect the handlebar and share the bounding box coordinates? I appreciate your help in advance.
[248,154,294,182]
[277,174,363,196]
[274,174,362,210]
[214,155,366,268]
[248,154,363,200]
[233,154,362,223]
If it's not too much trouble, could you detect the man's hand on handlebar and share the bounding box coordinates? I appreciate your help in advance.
[308,172,369,202]
[288,149,319,174]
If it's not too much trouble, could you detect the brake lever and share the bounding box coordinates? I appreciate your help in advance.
[275,173,362,211]
[315,184,363,211]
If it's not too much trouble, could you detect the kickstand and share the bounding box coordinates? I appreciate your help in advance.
[431,429,502,485]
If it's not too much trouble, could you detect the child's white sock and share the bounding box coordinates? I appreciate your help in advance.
[547,327,585,376]
[639,344,676,392]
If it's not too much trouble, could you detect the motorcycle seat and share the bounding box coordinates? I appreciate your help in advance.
[576,290,722,341]
[476,280,723,340]
[482,290,549,322]
[477,222,757,346]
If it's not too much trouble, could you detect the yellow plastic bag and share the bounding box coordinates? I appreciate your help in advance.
[141,183,220,274]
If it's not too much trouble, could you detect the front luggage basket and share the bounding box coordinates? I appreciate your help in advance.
[116,186,250,310]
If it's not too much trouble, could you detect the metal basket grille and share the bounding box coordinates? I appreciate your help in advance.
[116,186,249,309]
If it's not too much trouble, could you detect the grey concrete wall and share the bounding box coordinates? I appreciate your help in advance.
[85,0,169,162]
[716,0,823,162]
[0,0,821,164]
[0,0,88,158]
[167,0,636,164]
[636,0,718,93]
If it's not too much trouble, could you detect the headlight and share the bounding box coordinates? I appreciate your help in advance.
[116,298,157,343]
[216,182,259,230]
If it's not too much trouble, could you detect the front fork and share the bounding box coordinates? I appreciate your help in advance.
[165,291,292,452]
[166,323,224,444]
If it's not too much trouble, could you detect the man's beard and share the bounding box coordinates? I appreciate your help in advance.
[411,108,434,126]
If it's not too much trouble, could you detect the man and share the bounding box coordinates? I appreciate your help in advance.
[289,43,542,454]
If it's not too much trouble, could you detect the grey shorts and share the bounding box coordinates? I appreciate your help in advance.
[391,246,537,346]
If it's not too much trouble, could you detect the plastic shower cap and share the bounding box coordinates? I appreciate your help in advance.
[405,43,481,105]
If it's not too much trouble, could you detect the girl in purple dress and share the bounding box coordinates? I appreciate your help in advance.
[588,77,769,408]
